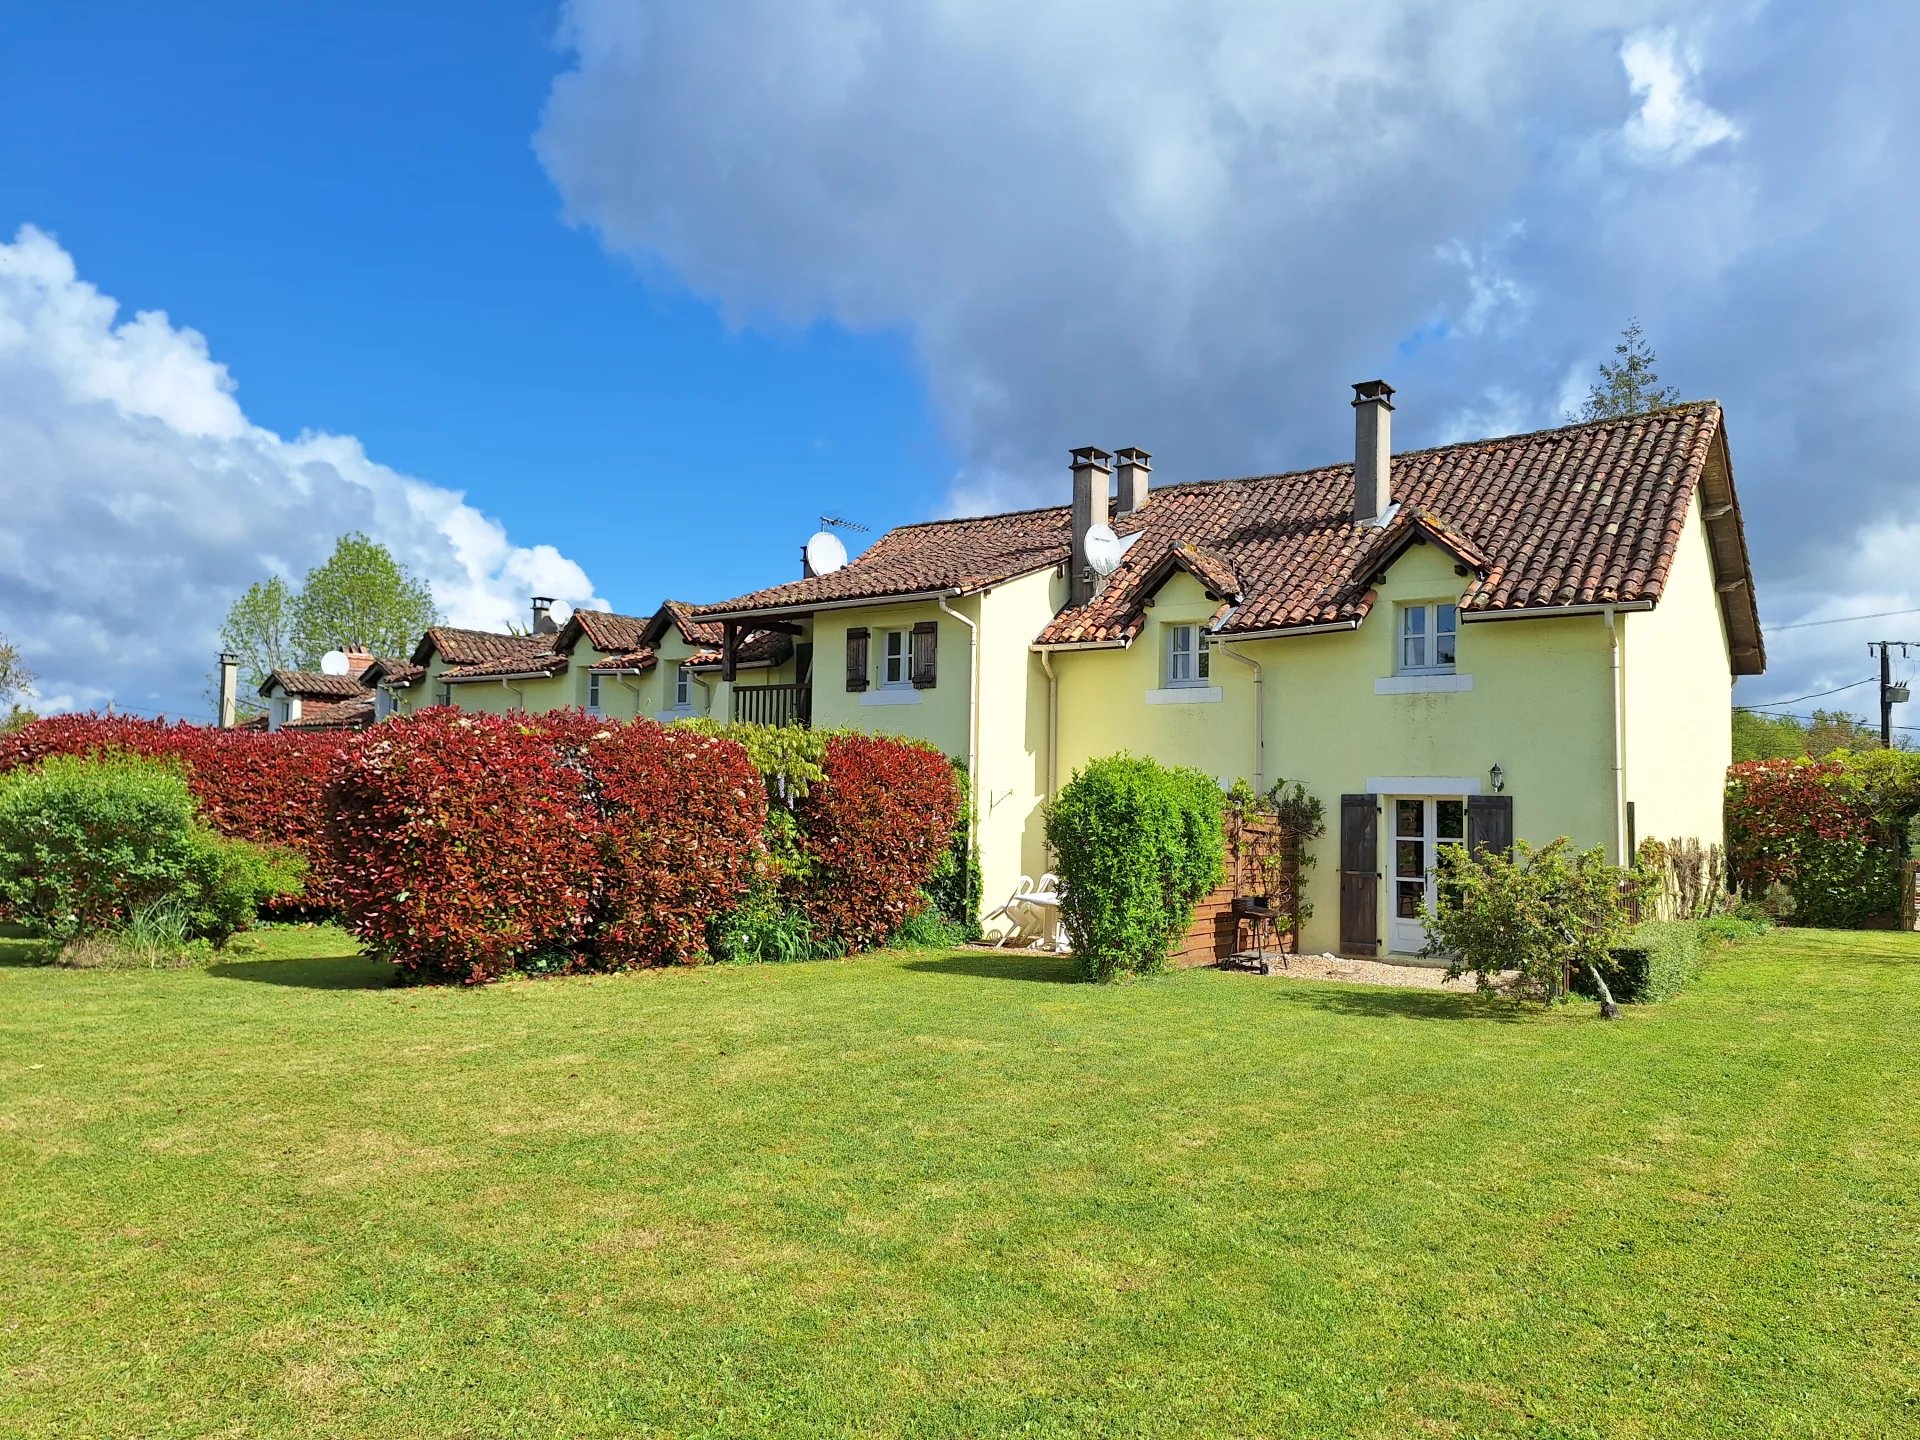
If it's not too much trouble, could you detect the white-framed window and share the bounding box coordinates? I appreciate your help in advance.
[675,666,694,709]
[437,683,452,707]
[1399,603,1458,674]
[586,673,603,714]
[1166,623,1211,687]
[881,629,912,688]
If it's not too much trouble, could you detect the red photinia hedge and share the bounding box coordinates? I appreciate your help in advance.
[0,714,343,910]
[325,708,598,984]
[586,721,766,967]
[1725,758,1899,926]
[792,733,961,952]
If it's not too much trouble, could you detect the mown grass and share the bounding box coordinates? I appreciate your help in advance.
[3,924,1917,1438]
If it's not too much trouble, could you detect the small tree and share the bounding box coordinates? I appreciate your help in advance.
[1046,755,1225,981]
[218,576,299,714]
[1423,839,1632,1006]
[0,631,33,732]
[1575,318,1681,420]
[291,532,439,664]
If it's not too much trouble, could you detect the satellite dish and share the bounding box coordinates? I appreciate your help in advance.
[1084,523,1124,576]
[319,649,351,676]
[805,531,849,576]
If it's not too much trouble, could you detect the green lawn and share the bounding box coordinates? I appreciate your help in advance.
[2,926,1917,1439]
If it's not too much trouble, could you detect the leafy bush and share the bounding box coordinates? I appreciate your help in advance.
[793,733,962,954]
[1426,839,1632,1004]
[926,762,983,939]
[709,880,833,964]
[0,714,342,913]
[887,897,970,950]
[325,710,597,984]
[1726,759,1901,926]
[585,720,765,967]
[1045,755,1226,982]
[0,753,299,949]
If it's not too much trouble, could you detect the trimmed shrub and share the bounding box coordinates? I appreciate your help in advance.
[1573,919,1704,1004]
[792,733,962,953]
[325,710,597,984]
[1726,759,1899,926]
[0,714,341,912]
[0,753,300,947]
[585,720,766,967]
[1045,754,1226,982]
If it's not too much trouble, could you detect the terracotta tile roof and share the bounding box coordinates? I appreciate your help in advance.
[259,670,369,700]
[360,657,425,687]
[440,642,570,682]
[411,625,552,667]
[697,508,1073,618]
[651,600,725,648]
[588,648,659,673]
[560,609,653,655]
[282,696,375,731]
[683,629,795,670]
[1028,404,1759,672]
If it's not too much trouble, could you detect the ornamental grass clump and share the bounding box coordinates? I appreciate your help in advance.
[0,753,301,960]
[1045,754,1226,982]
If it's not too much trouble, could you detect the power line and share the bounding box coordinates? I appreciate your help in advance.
[1739,704,1920,734]
[1735,677,1876,709]
[1765,607,1920,632]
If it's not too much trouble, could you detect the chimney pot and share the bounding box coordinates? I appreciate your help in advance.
[1069,447,1113,607]
[530,596,558,635]
[1351,380,1395,525]
[217,651,239,729]
[1114,447,1152,516]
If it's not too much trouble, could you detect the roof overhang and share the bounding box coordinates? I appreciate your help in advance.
[442,669,562,684]
[1458,600,1655,624]
[702,586,964,623]
[1210,618,1364,642]
[1698,421,1766,676]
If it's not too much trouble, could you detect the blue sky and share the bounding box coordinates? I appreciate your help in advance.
[3,1,1918,720]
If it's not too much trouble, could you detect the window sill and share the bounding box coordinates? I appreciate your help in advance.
[1146,685,1223,705]
[1375,673,1472,695]
[861,688,923,707]
[655,707,696,722]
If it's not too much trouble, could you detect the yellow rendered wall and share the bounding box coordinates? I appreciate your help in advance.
[1621,489,1734,854]
[808,600,972,758]
[972,566,1068,933]
[1053,547,1619,954]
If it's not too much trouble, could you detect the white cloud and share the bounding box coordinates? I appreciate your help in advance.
[0,225,605,718]
[1619,28,1741,163]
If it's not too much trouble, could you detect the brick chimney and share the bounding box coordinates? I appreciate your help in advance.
[531,596,558,635]
[1114,447,1151,516]
[1070,446,1113,607]
[343,647,374,677]
[1352,380,1395,525]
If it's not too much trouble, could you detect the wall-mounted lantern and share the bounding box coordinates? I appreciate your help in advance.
[1489,762,1505,794]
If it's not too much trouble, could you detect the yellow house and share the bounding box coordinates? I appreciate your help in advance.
[395,599,800,727]
[697,387,1764,957]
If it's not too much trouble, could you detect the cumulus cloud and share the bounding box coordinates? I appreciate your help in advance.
[1619,28,1741,163]
[536,0,1920,710]
[0,226,605,718]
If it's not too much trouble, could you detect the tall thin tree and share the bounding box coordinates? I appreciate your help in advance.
[1576,318,1681,421]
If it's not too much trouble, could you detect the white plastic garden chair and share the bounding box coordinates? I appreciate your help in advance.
[986,872,1069,951]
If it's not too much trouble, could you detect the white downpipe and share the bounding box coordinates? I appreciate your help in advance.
[1039,649,1058,800]
[1219,642,1265,793]
[938,595,981,849]
[1605,606,1626,864]
[500,677,525,711]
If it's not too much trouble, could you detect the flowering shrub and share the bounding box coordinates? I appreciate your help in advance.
[788,734,961,953]
[1725,759,1899,927]
[325,709,597,984]
[0,714,342,911]
[586,721,765,967]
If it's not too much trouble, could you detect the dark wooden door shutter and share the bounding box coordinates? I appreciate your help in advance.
[1467,794,1514,858]
[1339,793,1380,957]
[910,620,939,688]
[845,627,870,692]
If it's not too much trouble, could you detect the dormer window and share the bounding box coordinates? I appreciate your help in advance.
[1399,603,1458,674]
[1166,624,1211,687]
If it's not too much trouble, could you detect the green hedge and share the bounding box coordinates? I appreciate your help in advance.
[1572,920,1704,1004]
[1044,754,1225,982]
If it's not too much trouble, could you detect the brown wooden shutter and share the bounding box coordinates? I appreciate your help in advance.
[910,620,938,688]
[845,627,870,692]
[1339,793,1380,956]
[1467,795,1514,858]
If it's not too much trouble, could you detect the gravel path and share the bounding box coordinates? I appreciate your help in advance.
[1237,951,1509,992]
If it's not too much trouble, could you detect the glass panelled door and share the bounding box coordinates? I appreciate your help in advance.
[1389,797,1465,953]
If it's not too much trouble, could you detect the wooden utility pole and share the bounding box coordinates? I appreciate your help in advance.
[1872,642,1912,749]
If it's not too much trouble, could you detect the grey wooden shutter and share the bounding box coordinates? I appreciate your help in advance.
[1339,793,1380,956]
[845,627,870,692]
[1467,795,1514,858]
[910,620,938,688]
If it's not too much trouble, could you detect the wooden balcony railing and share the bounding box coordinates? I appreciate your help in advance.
[732,682,811,729]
